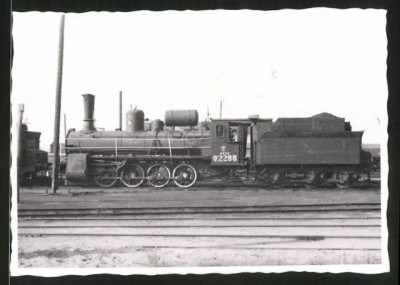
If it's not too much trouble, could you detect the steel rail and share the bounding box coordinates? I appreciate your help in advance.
[18,202,380,213]
[17,232,381,239]
[140,245,381,251]
[18,216,381,221]
[18,224,381,229]
[18,204,381,218]
[18,202,381,211]
[18,209,380,218]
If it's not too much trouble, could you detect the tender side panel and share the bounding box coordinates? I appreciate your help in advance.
[256,134,362,165]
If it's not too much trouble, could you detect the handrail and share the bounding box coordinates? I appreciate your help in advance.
[65,146,211,150]
[67,137,211,141]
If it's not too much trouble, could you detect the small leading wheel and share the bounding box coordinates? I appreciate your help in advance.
[147,164,170,188]
[93,168,118,188]
[121,164,145,188]
[172,164,197,188]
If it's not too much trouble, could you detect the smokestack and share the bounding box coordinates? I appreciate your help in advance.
[82,94,96,132]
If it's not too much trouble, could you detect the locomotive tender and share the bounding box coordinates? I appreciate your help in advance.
[65,94,372,188]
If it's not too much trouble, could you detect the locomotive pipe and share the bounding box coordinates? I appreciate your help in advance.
[82,94,96,132]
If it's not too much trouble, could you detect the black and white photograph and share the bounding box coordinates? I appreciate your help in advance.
[10,8,389,276]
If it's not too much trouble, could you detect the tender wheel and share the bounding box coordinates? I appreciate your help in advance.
[93,167,118,188]
[257,168,270,183]
[147,164,170,188]
[121,164,145,188]
[173,164,197,188]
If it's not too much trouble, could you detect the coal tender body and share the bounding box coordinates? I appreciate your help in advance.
[251,114,372,185]
[65,94,372,188]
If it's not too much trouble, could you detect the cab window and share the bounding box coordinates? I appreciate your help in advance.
[229,125,238,142]
[216,125,224,137]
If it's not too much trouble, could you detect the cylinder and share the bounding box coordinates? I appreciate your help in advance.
[82,94,96,132]
[151,119,164,132]
[126,109,144,132]
[164,110,199,127]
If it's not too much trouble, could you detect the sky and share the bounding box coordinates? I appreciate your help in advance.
[11,9,387,151]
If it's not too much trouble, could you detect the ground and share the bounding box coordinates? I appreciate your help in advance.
[16,185,382,268]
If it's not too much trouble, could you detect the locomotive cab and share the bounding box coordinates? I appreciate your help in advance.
[210,119,251,166]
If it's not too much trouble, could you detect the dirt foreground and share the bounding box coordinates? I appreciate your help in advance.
[16,186,382,268]
[18,235,381,268]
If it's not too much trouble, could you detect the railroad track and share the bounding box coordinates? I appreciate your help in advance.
[37,180,381,189]
[18,216,381,247]
[18,233,381,239]
[18,202,381,218]
[18,224,381,229]
[18,204,382,266]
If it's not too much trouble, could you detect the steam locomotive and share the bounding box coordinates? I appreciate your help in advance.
[19,124,51,185]
[65,94,372,188]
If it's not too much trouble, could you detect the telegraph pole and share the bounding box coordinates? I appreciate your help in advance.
[51,14,66,193]
[119,91,122,130]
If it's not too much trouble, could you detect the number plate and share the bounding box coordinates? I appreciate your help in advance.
[212,154,238,162]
